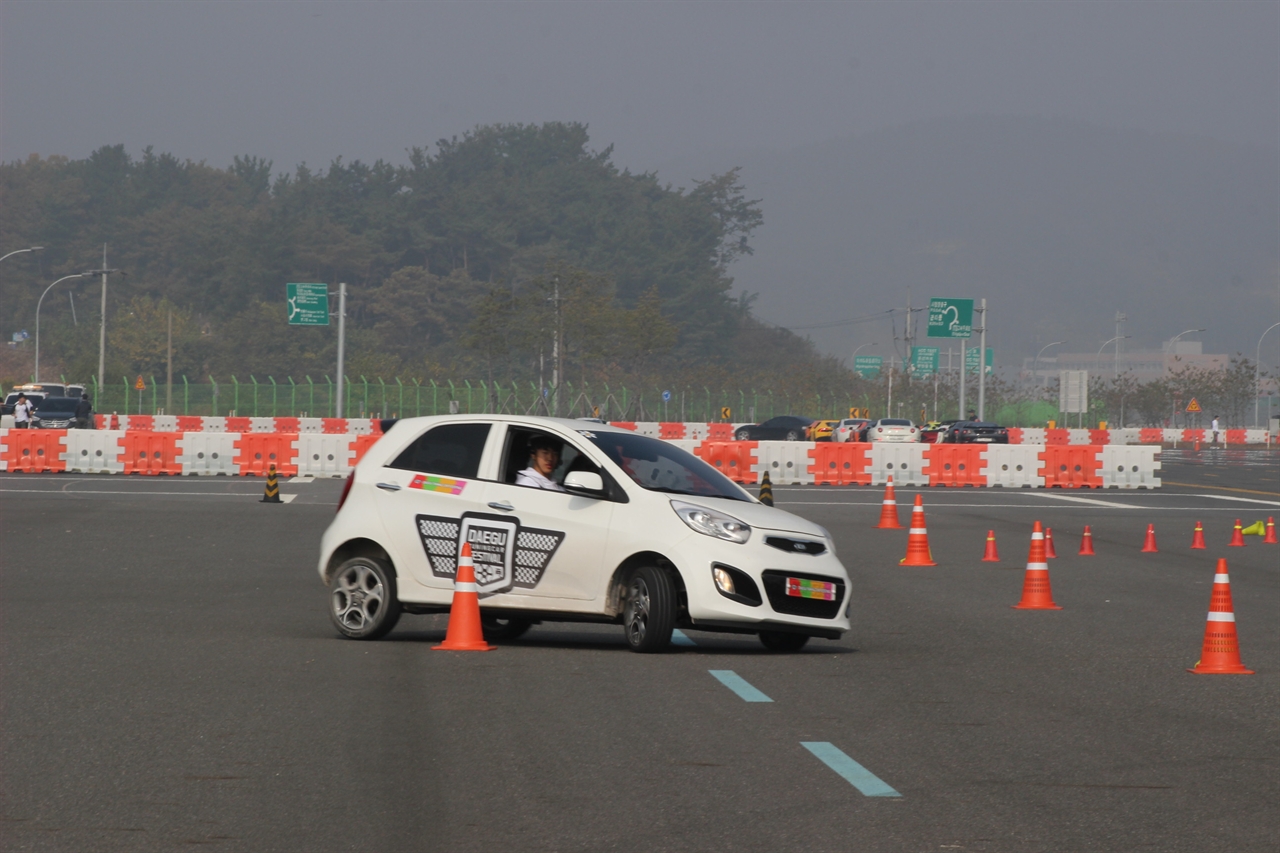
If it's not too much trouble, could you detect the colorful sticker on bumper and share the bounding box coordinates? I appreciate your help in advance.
[408,474,466,495]
[785,577,837,600]
[415,512,565,595]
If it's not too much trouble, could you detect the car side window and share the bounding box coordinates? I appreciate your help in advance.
[387,423,491,479]
[501,427,600,487]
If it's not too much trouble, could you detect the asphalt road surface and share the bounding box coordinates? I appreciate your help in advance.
[2,453,1277,852]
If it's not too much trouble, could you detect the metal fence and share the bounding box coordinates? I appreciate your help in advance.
[88,375,891,423]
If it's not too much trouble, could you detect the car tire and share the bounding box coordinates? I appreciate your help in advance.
[481,614,533,642]
[734,429,750,441]
[623,566,676,653]
[758,631,810,652]
[329,555,402,640]
[785,430,800,441]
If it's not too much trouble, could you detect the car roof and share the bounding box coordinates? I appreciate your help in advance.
[386,414,638,436]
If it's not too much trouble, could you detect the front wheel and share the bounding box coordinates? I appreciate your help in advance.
[759,631,809,652]
[734,429,750,441]
[329,556,401,640]
[623,566,676,652]
[785,430,801,441]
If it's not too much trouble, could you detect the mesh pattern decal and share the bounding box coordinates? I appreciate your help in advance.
[415,514,564,588]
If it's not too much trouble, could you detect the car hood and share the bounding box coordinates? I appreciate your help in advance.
[672,496,829,539]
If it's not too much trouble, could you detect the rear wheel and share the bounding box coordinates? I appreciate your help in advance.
[734,429,750,441]
[481,614,533,642]
[785,430,801,441]
[329,556,401,640]
[759,631,809,652]
[623,566,676,652]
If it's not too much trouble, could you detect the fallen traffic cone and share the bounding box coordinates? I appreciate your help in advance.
[1045,527,1058,558]
[1190,521,1206,549]
[1265,517,1278,544]
[1078,525,1095,556]
[1228,519,1245,547]
[875,475,902,529]
[899,494,936,566]
[1140,524,1159,553]
[1187,559,1253,674]
[1240,520,1266,537]
[260,465,282,503]
[433,543,495,651]
[981,530,1000,562]
[758,471,774,507]
[1013,521,1061,610]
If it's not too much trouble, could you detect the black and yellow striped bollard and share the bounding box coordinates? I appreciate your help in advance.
[261,464,282,503]
[758,471,774,507]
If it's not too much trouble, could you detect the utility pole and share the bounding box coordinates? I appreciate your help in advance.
[97,245,108,396]
[977,298,987,421]
[958,336,966,420]
[334,283,346,418]
[166,310,173,413]
[1114,312,1126,378]
[548,277,562,417]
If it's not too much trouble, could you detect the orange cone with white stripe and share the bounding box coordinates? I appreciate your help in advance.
[1190,521,1206,549]
[433,543,495,651]
[1265,517,1278,544]
[876,475,902,529]
[1045,527,1058,558]
[898,494,936,566]
[981,530,1000,562]
[1078,525,1095,556]
[1013,521,1061,610]
[1187,559,1253,674]
[1228,519,1246,547]
[1141,524,1159,553]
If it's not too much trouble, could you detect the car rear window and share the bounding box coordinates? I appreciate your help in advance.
[880,419,912,426]
[388,423,491,479]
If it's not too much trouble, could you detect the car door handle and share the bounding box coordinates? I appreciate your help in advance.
[376,482,401,492]
[487,501,515,512]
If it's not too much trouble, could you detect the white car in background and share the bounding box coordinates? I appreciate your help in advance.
[868,418,919,442]
[319,416,850,653]
[832,418,872,443]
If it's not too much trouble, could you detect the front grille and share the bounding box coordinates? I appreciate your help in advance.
[761,570,845,619]
[765,536,826,556]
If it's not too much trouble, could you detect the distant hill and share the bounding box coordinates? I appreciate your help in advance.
[660,116,1280,370]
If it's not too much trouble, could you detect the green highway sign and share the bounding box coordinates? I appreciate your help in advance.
[965,347,994,374]
[853,355,883,378]
[927,298,973,339]
[287,282,329,326]
[910,346,939,377]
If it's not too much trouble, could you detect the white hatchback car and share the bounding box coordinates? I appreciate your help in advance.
[868,418,919,442]
[319,416,850,652]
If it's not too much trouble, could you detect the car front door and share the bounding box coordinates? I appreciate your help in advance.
[476,425,616,603]
[369,421,499,590]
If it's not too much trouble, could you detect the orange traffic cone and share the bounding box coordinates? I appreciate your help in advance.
[1013,521,1061,610]
[981,530,1000,562]
[1078,525,1095,556]
[1265,517,1278,544]
[1190,521,1206,549]
[1140,524,1159,553]
[1045,527,1058,558]
[1187,559,1253,674]
[433,543,495,651]
[1228,519,1246,547]
[899,494,936,566]
[876,475,902,529]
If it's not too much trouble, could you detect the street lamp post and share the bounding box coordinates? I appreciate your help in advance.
[1032,341,1067,389]
[1165,328,1205,428]
[0,247,44,265]
[35,273,88,382]
[849,342,877,363]
[1255,322,1280,427]
[1097,336,1130,378]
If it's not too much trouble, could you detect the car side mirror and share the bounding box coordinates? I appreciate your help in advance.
[563,470,605,496]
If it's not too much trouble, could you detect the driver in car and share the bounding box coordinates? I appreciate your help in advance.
[516,434,565,491]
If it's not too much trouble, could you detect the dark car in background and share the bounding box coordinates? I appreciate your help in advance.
[733,415,814,441]
[939,421,1009,444]
[920,420,959,443]
[31,397,90,429]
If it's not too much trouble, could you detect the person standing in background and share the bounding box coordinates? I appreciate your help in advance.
[12,393,33,428]
[1211,415,1220,445]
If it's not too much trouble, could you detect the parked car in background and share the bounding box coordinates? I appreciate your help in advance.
[867,418,919,442]
[832,418,872,443]
[3,390,47,416]
[734,416,815,442]
[919,420,959,443]
[31,397,86,429]
[940,421,1010,444]
[806,419,841,442]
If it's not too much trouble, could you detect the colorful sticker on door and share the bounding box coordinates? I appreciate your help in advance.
[408,474,466,495]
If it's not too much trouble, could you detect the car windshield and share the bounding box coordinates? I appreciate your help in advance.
[35,397,77,412]
[586,431,749,501]
[880,419,912,426]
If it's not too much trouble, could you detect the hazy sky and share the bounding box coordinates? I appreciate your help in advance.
[2,0,1276,174]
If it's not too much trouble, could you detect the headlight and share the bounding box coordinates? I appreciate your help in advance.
[671,500,751,544]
